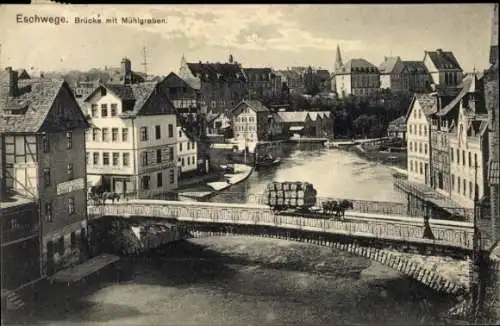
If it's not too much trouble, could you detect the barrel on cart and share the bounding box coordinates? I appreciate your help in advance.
[263,181,317,212]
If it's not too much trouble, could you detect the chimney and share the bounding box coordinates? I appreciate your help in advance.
[121,57,132,85]
[1,67,19,97]
[436,49,443,53]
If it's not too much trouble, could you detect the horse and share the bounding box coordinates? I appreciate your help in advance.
[333,200,354,219]
[322,200,338,215]
[101,192,120,204]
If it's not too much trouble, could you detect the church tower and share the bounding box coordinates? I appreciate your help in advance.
[334,44,343,73]
[178,54,190,79]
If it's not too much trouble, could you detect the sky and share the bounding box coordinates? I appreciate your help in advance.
[0,4,496,76]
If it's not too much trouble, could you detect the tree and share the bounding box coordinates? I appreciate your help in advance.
[353,114,378,138]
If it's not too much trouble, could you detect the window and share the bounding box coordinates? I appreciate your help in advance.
[182,157,185,166]
[457,149,460,164]
[122,153,130,166]
[45,202,53,222]
[122,128,129,142]
[101,104,108,117]
[168,124,174,138]
[102,128,109,142]
[141,176,150,190]
[462,150,466,166]
[469,181,473,199]
[110,103,117,116]
[103,152,110,165]
[155,125,161,139]
[86,152,90,165]
[67,163,73,180]
[156,149,162,164]
[410,161,413,172]
[169,147,174,161]
[70,232,76,250]
[424,125,427,136]
[112,128,119,142]
[93,152,99,165]
[141,152,148,166]
[112,152,119,166]
[450,148,454,162]
[419,162,423,175]
[179,130,182,138]
[418,125,422,136]
[140,127,148,141]
[157,172,163,188]
[468,152,472,168]
[58,237,65,256]
[187,142,190,150]
[463,179,466,196]
[452,174,455,190]
[457,177,461,193]
[410,142,413,151]
[474,153,478,168]
[91,104,98,117]
[92,128,99,141]
[43,168,51,187]
[42,134,50,153]
[179,143,183,152]
[169,169,175,184]
[424,143,428,154]
[66,131,72,149]
[419,143,422,153]
[68,197,75,215]
[188,157,191,165]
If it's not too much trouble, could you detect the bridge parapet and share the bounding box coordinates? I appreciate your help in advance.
[88,200,475,250]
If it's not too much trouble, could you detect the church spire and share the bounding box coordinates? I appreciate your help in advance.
[334,44,343,73]
[179,54,189,78]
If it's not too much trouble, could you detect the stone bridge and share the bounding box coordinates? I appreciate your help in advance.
[88,199,478,296]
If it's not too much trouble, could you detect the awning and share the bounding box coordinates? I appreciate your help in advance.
[87,175,102,187]
[489,160,499,185]
[290,126,304,131]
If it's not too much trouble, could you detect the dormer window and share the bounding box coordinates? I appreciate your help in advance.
[100,87,107,96]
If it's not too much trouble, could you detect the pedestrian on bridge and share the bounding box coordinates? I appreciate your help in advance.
[423,214,435,240]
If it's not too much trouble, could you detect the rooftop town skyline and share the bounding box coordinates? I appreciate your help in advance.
[0,4,494,75]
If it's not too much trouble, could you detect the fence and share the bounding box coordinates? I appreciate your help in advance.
[87,201,475,250]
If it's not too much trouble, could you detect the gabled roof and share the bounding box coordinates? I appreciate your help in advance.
[105,67,146,85]
[338,58,378,74]
[404,93,438,123]
[83,82,175,117]
[379,57,403,74]
[277,111,309,123]
[402,61,429,74]
[231,100,270,115]
[437,76,475,117]
[161,72,200,91]
[0,77,89,133]
[308,112,323,121]
[424,49,462,71]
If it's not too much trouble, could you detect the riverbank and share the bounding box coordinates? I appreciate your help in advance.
[207,164,253,191]
[23,237,457,326]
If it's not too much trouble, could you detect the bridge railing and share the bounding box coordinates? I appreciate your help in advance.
[87,201,475,250]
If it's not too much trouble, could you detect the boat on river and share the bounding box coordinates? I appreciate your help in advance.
[255,156,281,170]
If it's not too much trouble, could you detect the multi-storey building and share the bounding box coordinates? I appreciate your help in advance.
[387,116,406,140]
[243,68,281,100]
[0,67,90,277]
[423,49,463,89]
[401,61,432,94]
[159,72,201,116]
[176,126,198,178]
[334,57,380,98]
[405,94,437,185]
[378,56,407,92]
[231,100,282,142]
[275,69,305,94]
[178,55,247,114]
[446,76,489,208]
[82,82,178,199]
[485,3,499,237]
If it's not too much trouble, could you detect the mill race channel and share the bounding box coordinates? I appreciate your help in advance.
[28,145,458,326]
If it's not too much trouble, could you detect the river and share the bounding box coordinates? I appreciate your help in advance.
[28,146,456,326]
[210,145,407,204]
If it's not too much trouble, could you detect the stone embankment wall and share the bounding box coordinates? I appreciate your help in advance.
[189,230,470,296]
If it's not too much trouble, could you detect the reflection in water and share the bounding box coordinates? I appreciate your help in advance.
[211,146,406,205]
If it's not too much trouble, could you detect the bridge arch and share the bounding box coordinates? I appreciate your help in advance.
[179,224,469,297]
